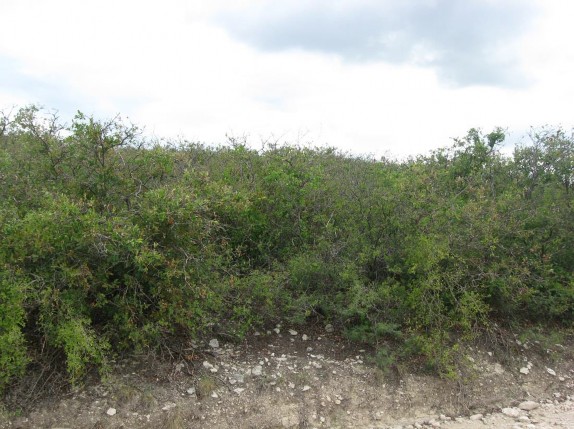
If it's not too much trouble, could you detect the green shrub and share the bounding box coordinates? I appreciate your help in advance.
[0,272,29,393]
[1,107,573,388]
[53,318,109,385]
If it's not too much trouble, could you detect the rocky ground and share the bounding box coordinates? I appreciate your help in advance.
[1,324,573,429]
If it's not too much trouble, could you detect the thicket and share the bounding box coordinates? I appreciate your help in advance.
[1,106,573,392]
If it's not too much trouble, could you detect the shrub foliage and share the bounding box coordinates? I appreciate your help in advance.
[1,108,573,390]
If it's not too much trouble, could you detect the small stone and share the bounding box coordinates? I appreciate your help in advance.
[302,385,311,391]
[325,324,334,333]
[520,367,530,375]
[289,329,298,336]
[546,367,556,376]
[106,408,117,416]
[274,328,281,334]
[518,401,539,411]
[518,415,530,422]
[252,365,263,376]
[209,339,219,348]
[186,387,196,395]
[233,388,245,394]
[203,361,213,369]
[161,402,176,411]
[302,334,309,341]
[211,392,218,398]
[501,407,521,417]
[469,414,483,420]
[335,399,341,405]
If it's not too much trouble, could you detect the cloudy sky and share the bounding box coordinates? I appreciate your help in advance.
[1,0,573,158]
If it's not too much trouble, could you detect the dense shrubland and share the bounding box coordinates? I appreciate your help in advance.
[1,106,573,392]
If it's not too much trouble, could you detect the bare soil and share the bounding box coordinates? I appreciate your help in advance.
[1,325,573,429]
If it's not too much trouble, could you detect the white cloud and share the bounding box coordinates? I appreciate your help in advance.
[216,0,538,87]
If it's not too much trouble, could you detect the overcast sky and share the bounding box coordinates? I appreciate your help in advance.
[1,0,573,158]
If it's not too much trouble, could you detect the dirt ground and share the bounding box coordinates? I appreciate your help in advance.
[1,324,573,429]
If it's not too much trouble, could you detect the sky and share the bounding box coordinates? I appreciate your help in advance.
[1,0,573,158]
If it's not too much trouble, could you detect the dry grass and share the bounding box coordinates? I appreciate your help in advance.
[138,388,157,411]
[162,408,184,429]
[115,383,140,403]
[196,375,218,399]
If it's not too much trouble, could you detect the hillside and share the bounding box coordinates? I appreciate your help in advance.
[1,106,573,407]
